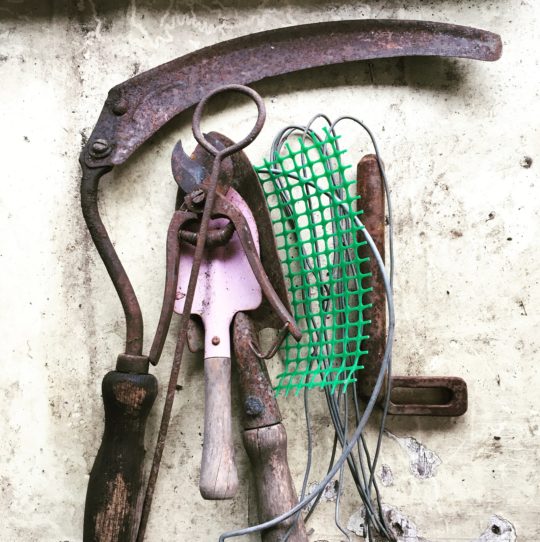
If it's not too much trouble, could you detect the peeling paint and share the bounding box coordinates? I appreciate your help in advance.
[379,464,394,487]
[474,515,517,542]
[347,504,430,542]
[305,479,340,512]
[384,504,429,542]
[386,431,442,479]
[347,508,365,537]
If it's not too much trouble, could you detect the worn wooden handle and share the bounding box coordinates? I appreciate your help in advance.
[84,370,157,542]
[199,356,238,499]
[243,424,308,542]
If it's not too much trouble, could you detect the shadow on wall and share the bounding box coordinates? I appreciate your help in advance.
[0,0,510,21]
[2,0,502,112]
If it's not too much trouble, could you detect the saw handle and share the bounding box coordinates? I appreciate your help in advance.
[84,370,157,542]
[200,356,238,499]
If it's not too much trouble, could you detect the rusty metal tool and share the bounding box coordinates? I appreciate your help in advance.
[83,21,501,172]
[250,107,494,540]
[79,20,501,542]
[165,129,308,537]
[357,154,468,416]
[234,312,308,542]
[137,85,304,539]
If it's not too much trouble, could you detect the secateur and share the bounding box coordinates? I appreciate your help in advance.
[78,19,501,542]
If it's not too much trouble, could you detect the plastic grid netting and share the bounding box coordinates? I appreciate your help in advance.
[256,130,372,395]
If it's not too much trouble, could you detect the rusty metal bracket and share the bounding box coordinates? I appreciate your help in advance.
[233,312,282,430]
[357,154,468,416]
[80,19,501,368]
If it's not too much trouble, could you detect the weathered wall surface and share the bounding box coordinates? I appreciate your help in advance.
[0,1,538,541]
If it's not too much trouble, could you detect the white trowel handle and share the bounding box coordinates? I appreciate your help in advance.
[199,356,239,499]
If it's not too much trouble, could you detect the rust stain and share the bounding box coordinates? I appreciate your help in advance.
[113,380,146,408]
[94,473,129,542]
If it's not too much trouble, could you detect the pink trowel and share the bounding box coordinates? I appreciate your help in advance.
[174,188,262,500]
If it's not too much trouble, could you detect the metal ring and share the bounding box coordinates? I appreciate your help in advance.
[192,84,266,159]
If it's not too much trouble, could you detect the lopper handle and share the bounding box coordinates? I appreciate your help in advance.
[199,357,238,499]
[233,311,307,541]
[243,424,308,542]
[84,370,157,542]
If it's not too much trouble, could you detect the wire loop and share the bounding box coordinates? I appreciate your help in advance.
[249,321,291,360]
[192,84,266,159]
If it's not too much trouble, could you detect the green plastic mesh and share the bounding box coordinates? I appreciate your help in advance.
[255,130,372,395]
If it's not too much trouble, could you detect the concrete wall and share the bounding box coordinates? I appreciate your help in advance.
[1,1,538,540]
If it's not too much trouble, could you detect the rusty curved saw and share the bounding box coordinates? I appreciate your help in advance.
[79,19,502,542]
[83,20,501,169]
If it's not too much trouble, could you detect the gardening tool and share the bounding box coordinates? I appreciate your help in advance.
[234,311,308,542]
[137,85,304,538]
[356,155,468,416]
[174,188,262,499]
[79,20,501,541]
[165,127,308,538]
[248,110,475,539]
[252,119,399,541]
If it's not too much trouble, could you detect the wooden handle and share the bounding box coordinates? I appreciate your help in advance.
[243,424,308,542]
[356,154,386,401]
[84,370,157,542]
[199,357,238,499]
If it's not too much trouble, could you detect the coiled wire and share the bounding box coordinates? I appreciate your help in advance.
[218,115,396,542]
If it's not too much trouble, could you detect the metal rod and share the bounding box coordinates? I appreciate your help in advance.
[80,164,144,358]
[137,84,266,540]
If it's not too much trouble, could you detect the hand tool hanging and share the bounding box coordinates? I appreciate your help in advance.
[79,20,501,542]
[356,154,468,416]
[152,116,309,540]
[247,115,463,542]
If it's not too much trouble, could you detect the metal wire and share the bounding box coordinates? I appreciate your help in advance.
[218,116,396,541]
[218,197,395,542]
[272,116,395,539]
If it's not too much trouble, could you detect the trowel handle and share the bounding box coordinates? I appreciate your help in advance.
[199,356,238,499]
[84,370,157,541]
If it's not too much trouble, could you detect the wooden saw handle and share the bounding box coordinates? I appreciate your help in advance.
[84,370,157,542]
[199,356,238,499]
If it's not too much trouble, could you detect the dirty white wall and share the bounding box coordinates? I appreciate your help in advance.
[1,1,538,541]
